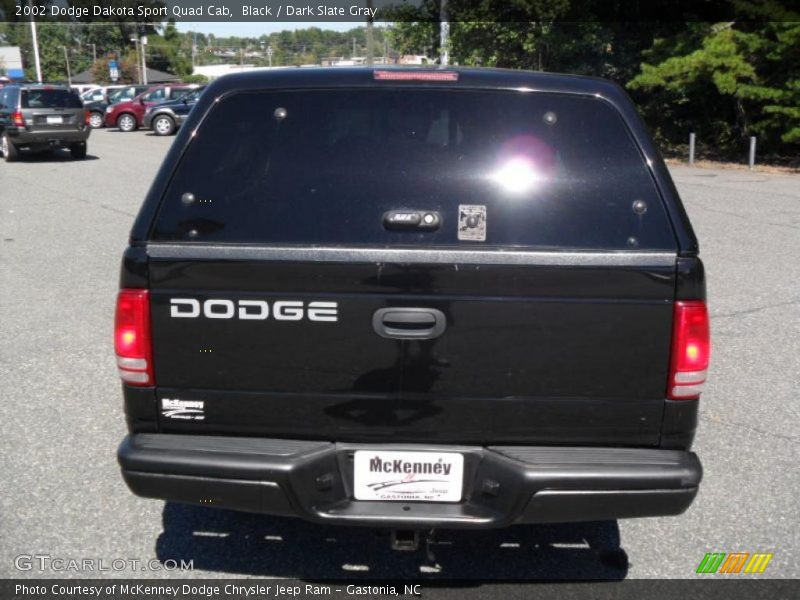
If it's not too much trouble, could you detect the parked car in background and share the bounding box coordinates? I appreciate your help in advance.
[107,85,152,104]
[143,86,206,135]
[105,85,198,132]
[85,85,150,129]
[71,84,100,96]
[0,84,90,161]
[81,85,126,103]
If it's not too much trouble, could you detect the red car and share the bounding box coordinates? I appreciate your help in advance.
[105,84,198,132]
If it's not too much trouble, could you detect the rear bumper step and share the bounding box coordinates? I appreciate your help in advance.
[118,434,702,528]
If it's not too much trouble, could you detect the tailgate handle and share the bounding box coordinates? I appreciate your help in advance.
[372,308,447,340]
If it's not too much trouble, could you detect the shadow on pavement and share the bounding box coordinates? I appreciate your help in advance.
[156,502,628,580]
[12,150,98,162]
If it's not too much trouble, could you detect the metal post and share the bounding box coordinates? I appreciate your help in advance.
[749,136,756,170]
[366,0,374,67]
[689,132,696,166]
[28,1,43,83]
[440,0,449,66]
[62,46,71,86]
[131,36,141,84]
[141,36,148,85]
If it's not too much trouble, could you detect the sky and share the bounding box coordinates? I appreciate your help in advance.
[176,21,367,37]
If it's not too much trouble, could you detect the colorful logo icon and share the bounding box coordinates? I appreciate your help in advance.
[696,552,773,574]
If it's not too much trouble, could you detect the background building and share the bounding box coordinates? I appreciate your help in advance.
[0,46,24,79]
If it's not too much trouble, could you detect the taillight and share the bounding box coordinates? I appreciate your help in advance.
[373,70,459,82]
[668,301,710,400]
[84,111,91,126]
[114,289,154,386]
[11,111,25,127]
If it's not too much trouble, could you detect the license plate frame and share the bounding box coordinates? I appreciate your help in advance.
[353,450,465,503]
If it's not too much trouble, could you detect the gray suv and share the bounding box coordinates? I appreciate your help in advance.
[0,84,90,162]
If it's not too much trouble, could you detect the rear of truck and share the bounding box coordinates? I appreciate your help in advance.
[116,69,708,528]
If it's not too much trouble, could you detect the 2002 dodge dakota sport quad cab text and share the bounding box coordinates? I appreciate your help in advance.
[115,68,709,541]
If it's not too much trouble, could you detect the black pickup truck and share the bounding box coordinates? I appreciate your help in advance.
[116,68,709,535]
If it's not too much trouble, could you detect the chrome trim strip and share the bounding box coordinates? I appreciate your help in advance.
[146,244,676,267]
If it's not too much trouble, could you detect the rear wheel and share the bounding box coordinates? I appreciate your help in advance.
[153,115,175,136]
[88,111,105,129]
[70,142,87,160]
[1,133,19,162]
[117,113,137,132]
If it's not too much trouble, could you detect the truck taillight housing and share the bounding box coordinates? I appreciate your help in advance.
[115,289,154,386]
[84,110,91,126]
[668,300,710,400]
[11,111,25,127]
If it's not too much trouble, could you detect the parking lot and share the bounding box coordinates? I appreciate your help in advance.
[0,129,798,581]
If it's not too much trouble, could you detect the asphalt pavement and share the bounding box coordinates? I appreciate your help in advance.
[0,129,797,582]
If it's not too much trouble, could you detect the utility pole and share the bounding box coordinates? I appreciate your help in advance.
[140,35,148,85]
[131,35,141,84]
[28,0,42,83]
[365,0,374,66]
[62,47,71,85]
[352,37,357,59]
[440,0,449,66]
[267,45,273,67]
[91,43,97,62]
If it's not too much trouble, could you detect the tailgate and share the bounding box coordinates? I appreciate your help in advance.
[147,248,675,445]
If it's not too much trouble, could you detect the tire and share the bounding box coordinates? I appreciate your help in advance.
[70,142,87,160]
[152,114,175,136]
[117,113,137,132]
[1,133,19,162]
[88,111,105,129]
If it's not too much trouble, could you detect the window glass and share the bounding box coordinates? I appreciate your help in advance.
[143,88,166,102]
[152,89,676,250]
[21,89,82,109]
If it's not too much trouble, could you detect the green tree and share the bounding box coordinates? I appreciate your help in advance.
[629,21,800,152]
[90,54,138,84]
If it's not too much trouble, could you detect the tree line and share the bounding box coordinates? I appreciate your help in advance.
[386,0,799,159]
[1,1,797,159]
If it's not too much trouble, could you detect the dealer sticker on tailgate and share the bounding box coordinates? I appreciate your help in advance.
[353,451,464,502]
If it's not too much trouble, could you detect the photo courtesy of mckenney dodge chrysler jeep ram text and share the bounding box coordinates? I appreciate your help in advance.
[114,68,709,542]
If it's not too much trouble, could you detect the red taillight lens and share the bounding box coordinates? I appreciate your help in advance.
[11,111,25,127]
[373,70,459,82]
[84,110,91,126]
[114,289,154,386]
[668,300,710,400]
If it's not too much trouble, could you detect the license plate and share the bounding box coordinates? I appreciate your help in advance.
[353,450,464,502]
[46,116,62,124]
